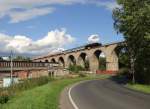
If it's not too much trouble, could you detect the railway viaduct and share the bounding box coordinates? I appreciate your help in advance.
[33,41,125,72]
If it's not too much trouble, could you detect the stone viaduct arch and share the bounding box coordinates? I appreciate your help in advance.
[89,49,106,71]
[77,52,89,70]
[67,55,76,66]
[33,42,125,72]
[45,59,49,62]
[51,58,56,63]
[58,57,65,67]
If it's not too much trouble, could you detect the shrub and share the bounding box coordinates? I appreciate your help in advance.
[0,76,52,104]
[7,76,50,93]
[118,68,133,80]
[68,65,85,73]
[79,73,87,77]
[118,68,129,76]
[0,90,9,104]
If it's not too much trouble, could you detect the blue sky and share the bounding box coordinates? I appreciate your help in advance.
[0,0,124,56]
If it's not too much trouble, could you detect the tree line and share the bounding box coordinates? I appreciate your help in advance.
[113,0,150,84]
[0,56,31,62]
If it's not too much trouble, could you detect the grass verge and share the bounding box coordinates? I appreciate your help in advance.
[127,84,150,94]
[0,74,109,109]
[0,76,51,104]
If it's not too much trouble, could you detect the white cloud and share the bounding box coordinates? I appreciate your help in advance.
[49,48,65,54]
[95,1,121,11]
[0,28,75,55]
[0,0,119,23]
[35,28,74,48]
[9,7,55,23]
[0,0,84,23]
[88,34,100,43]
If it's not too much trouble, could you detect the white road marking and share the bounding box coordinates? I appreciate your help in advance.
[68,84,79,109]
[68,80,93,109]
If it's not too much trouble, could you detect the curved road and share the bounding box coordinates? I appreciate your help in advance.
[69,79,150,109]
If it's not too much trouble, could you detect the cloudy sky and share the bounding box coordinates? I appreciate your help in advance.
[0,0,123,57]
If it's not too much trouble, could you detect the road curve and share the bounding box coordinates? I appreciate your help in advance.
[70,79,150,109]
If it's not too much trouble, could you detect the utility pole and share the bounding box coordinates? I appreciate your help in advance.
[10,50,13,85]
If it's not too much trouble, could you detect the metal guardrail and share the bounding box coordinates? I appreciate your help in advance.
[0,67,48,71]
[0,61,60,71]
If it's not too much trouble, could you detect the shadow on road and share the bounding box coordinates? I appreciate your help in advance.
[108,75,129,85]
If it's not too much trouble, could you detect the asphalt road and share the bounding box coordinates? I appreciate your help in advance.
[70,79,150,109]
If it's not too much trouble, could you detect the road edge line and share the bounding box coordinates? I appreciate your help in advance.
[68,83,79,109]
[68,80,94,109]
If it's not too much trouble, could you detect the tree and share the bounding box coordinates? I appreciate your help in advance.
[99,57,106,70]
[113,0,150,84]
[115,46,130,69]
[13,56,31,61]
[85,60,90,70]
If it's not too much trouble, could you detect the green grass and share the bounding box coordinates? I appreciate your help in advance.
[0,75,109,109]
[127,84,150,94]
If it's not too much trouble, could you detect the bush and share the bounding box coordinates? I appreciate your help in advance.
[68,65,85,73]
[79,73,87,77]
[0,76,52,104]
[7,76,51,93]
[118,68,133,80]
[0,90,9,104]
[118,68,129,76]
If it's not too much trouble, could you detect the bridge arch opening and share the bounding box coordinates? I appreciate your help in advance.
[58,57,65,67]
[92,50,106,70]
[68,55,76,66]
[115,45,129,69]
[77,53,89,70]
[51,58,56,63]
[45,60,49,62]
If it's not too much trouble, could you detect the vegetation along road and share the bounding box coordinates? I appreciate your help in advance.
[0,75,109,109]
